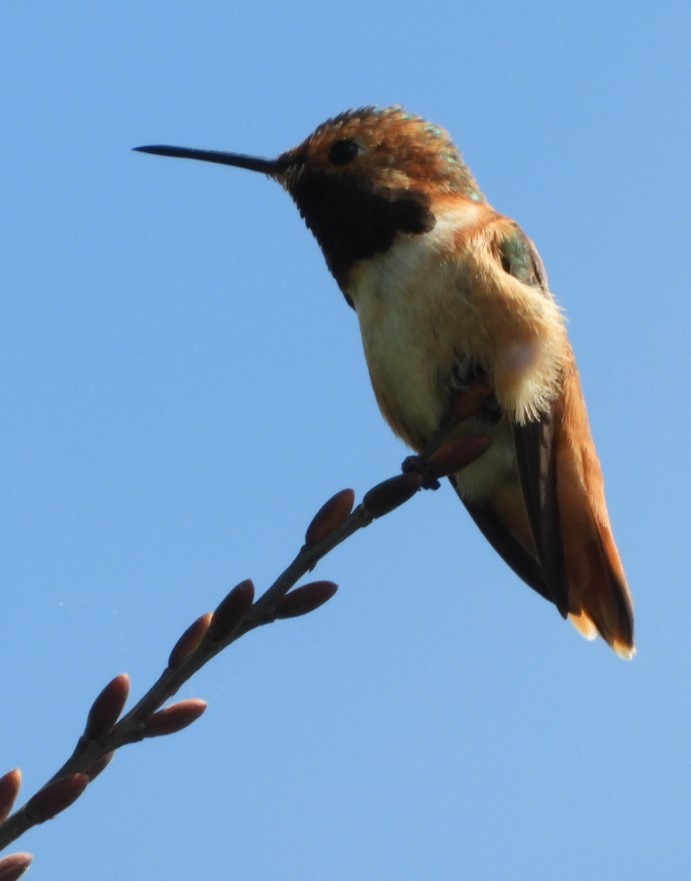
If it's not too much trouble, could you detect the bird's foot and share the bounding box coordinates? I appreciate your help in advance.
[401,454,441,490]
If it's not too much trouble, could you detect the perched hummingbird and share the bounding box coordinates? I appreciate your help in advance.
[135,106,635,658]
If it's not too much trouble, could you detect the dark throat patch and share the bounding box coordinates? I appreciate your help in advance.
[287,168,436,297]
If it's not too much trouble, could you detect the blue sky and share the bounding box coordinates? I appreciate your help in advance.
[2,2,690,879]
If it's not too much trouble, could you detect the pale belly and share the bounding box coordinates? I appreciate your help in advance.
[354,282,519,504]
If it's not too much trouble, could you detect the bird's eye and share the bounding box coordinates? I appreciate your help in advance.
[328,139,360,166]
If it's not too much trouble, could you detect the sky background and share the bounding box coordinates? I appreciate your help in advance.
[2,2,690,879]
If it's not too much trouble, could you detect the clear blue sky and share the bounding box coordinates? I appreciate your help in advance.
[2,2,690,879]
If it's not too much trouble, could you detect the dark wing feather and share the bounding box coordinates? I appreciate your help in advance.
[499,227,568,614]
[452,480,551,603]
[512,413,568,616]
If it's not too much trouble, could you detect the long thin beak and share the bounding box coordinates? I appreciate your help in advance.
[133,145,289,176]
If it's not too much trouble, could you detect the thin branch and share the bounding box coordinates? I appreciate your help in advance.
[0,435,489,864]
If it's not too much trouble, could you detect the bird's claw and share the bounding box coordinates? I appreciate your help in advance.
[401,455,441,490]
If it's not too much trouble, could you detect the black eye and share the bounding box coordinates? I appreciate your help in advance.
[328,138,360,166]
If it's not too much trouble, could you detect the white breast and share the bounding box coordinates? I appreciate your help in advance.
[346,203,485,442]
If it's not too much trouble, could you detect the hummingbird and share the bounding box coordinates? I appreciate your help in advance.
[135,106,635,658]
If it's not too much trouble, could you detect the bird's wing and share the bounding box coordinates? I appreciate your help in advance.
[511,405,569,616]
[457,490,552,604]
[453,226,569,615]
[499,227,570,615]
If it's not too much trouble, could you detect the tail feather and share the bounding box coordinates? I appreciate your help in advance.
[564,524,635,658]
[565,515,635,658]
[555,386,635,656]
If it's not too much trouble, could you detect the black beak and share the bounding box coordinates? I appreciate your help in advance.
[133,145,289,176]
